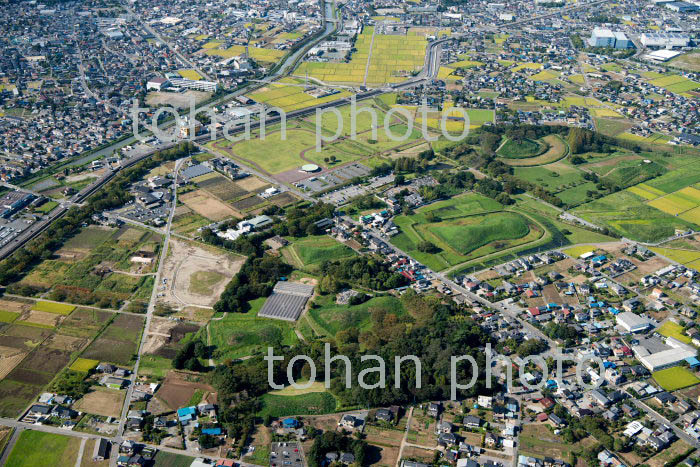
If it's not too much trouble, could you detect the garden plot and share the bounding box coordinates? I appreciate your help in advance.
[80,313,144,366]
[155,370,217,410]
[157,239,245,309]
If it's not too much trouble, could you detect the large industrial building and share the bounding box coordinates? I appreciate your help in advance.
[0,191,35,218]
[588,28,632,49]
[632,336,698,372]
[640,32,691,48]
[616,311,651,333]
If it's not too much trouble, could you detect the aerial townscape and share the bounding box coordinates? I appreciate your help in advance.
[1,0,700,465]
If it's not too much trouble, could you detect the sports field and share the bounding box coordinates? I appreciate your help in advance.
[653,367,700,392]
[392,194,544,271]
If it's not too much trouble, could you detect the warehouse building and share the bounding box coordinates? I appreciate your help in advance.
[616,311,651,333]
[633,337,697,372]
[0,191,35,218]
[640,33,691,48]
[664,1,699,12]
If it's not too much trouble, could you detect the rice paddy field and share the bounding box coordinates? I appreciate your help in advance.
[248,77,354,112]
[296,27,427,86]
[648,73,700,96]
[653,367,700,392]
[205,45,285,64]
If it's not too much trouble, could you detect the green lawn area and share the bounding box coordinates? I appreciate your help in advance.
[391,193,543,271]
[258,391,337,418]
[653,367,700,391]
[209,297,299,362]
[496,137,546,159]
[307,294,405,337]
[657,321,692,344]
[5,431,81,467]
[34,201,58,214]
[139,354,173,379]
[282,235,357,272]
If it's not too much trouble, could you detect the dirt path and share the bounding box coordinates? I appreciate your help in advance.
[395,407,414,467]
[363,26,377,87]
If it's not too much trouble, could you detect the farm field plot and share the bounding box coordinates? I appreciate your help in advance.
[648,74,700,94]
[248,78,353,112]
[15,226,162,309]
[58,308,112,338]
[646,186,700,217]
[5,430,81,467]
[657,321,692,344]
[627,182,666,200]
[31,301,75,315]
[81,313,144,366]
[152,451,196,467]
[209,297,299,362]
[154,370,216,410]
[69,357,99,372]
[73,387,125,418]
[0,379,43,417]
[259,391,337,418]
[205,44,285,64]
[392,194,544,271]
[180,189,240,221]
[649,247,700,265]
[281,235,357,272]
[653,367,700,391]
[195,173,248,201]
[572,190,698,243]
[644,166,700,194]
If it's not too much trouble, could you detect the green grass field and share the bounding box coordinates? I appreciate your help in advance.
[209,297,299,362]
[497,138,546,159]
[5,431,80,467]
[31,301,76,315]
[391,194,542,271]
[657,321,692,344]
[258,391,337,417]
[283,235,357,272]
[307,295,405,337]
[34,201,58,214]
[653,367,700,391]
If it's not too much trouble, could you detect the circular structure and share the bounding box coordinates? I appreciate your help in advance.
[301,164,320,173]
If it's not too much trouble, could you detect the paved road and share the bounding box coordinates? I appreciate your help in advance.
[631,399,700,449]
[114,158,185,450]
[0,427,21,465]
[75,437,87,467]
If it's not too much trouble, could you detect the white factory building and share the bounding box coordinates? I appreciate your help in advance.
[588,28,632,49]
[616,311,651,333]
[633,337,697,372]
[640,33,691,48]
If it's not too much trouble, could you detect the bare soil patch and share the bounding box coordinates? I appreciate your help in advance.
[74,388,125,418]
[235,176,270,192]
[158,239,245,309]
[180,190,240,221]
[155,371,216,410]
[0,345,27,379]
